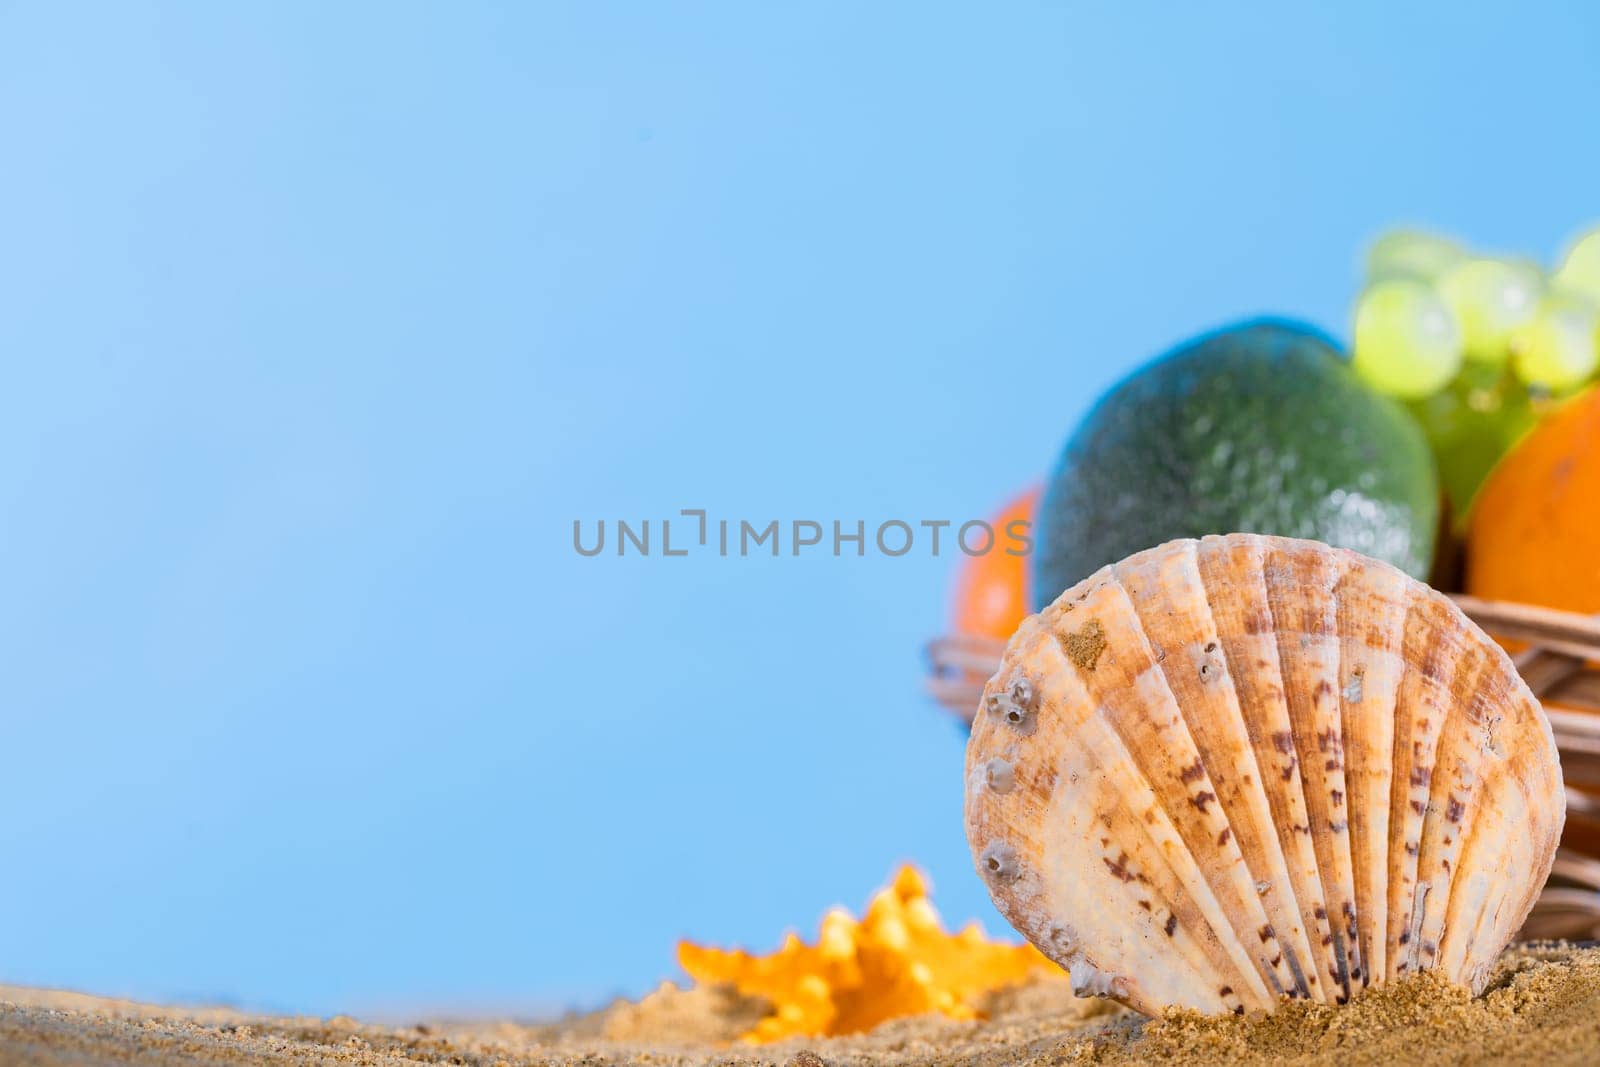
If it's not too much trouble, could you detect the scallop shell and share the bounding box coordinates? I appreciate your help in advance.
[965,533,1564,1016]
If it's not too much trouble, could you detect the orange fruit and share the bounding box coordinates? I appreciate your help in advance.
[949,486,1039,641]
[1466,385,1600,613]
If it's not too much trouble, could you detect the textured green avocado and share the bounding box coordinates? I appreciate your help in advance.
[1033,319,1440,609]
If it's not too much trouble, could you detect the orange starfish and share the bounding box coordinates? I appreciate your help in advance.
[678,865,1061,1043]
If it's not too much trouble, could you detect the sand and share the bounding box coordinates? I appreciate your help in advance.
[6,945,1600,1066]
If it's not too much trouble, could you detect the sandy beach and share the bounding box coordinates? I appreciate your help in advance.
[5,944,1600,1066]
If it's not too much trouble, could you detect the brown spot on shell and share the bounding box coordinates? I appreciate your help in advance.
[1217,827,1232,846]
[1103,853,1136,883]
[1180,759,1206,784]
[1061,620,1107,672]
[1164,914,1178,937]
[1330,789,1344,806]
[1446,797,1465,823]
[1272,731,1295,754]
[1191,791,1216,813]
[1258,924,1275,942]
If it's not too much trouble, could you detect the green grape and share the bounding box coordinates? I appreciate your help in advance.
[1510,294,1599,389]
[1352,279,1464,398]
[1436,258,1542,364]
[1365,229,1467,282]
[1552,226,1600,305]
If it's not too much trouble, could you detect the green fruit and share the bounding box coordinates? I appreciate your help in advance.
[1033,320,1440,608]
[1351,279,1463,398]
[1365,229,1466,283]
[1406,362,1535,532]
[1510,294,1599,389]
[1436,258,1542,365]
[1553,226,1600,305]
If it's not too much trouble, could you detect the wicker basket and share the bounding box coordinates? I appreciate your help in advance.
[926,594,1600,939]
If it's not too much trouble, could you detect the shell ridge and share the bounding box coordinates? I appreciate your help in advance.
[1404,880,1431,973]
[1326,556,1363,994]
[1383,591,1463,978]
[1324,556,1363,998]
[1331,557,1410,989]
[1261,542,1357,1001]
[1410,640,1503,976]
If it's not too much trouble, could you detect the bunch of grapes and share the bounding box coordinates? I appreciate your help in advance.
[1351,226,1600,526]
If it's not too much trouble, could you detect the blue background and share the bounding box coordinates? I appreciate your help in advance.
[2,0,1597,1018]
